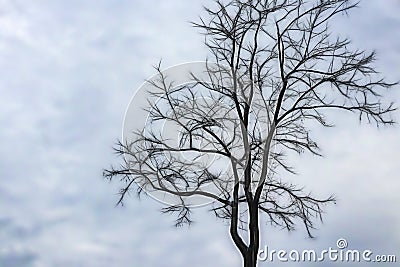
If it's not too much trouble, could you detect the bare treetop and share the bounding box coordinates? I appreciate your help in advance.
[104,1,397,266]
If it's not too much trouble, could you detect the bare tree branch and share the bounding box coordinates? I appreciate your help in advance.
[105,1,397,266]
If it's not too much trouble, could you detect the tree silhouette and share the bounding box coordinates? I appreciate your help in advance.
[104,0,396,266]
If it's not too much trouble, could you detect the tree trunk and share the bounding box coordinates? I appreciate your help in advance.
[243,202,260,267]
[244,250,257,267]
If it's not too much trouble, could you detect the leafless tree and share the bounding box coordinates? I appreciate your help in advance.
[104,0,396,266]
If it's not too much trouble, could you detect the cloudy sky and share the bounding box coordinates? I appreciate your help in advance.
[0,0,399,266]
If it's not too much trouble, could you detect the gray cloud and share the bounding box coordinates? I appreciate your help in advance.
[0,0,399,266]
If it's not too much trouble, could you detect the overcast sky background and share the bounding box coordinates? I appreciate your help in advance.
[0,0,399,266]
